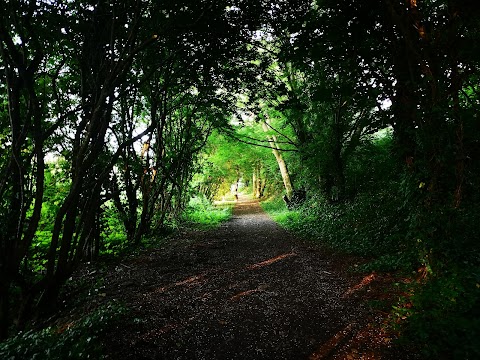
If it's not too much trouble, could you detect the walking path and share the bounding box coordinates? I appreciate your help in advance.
[100,196,409,359]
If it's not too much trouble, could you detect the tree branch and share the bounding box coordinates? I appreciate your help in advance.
[221,129,298,152]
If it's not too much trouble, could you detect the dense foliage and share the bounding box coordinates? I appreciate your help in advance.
[1,0,480,358]
[0,0,281,339]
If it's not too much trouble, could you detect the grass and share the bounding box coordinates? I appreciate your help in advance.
[183,195,233,229]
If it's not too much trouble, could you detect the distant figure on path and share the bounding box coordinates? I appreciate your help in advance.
[231,182,239,201]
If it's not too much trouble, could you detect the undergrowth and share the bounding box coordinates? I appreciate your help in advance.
[0,303,126,359]
[261,136,480,359]
[262,191,418,273]
[262,194,480,359]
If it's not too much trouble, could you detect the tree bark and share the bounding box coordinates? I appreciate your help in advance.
[252,166,258,198]
[262,121,294,199]
[0,282,10,340]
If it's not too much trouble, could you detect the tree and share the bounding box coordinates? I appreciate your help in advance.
[0,0,56,337]
[0,0,284,337]
[0,0,169,335]
[262,117,294,199]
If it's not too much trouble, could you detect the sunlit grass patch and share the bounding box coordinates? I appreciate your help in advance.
[184,195,233,229]
[185,206,232,228]
[270,209,303,227]
[260,196,287,216]
[260,196,306,230]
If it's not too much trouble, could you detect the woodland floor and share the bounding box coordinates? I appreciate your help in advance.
[60,196,419,359]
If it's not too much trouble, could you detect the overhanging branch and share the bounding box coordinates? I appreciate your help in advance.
[221,129,298,152]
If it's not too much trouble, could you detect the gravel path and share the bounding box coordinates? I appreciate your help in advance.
[100,196,407,359]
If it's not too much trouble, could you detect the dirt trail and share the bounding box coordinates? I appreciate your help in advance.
[100,196,407,359]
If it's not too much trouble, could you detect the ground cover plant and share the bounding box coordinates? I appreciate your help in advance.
[0,304,126,360]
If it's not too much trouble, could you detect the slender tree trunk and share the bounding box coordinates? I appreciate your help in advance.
[0,282,9,340]
[262,122,294,199]
[0,26,45,335]
[37,277,62,317]
[271,141,294,199]
[385,0,421,168]
[252,166,258,198]
[261,180,267,197]
[257,163,266,198]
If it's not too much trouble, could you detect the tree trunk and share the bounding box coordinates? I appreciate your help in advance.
[0,282,10,340]
[262,122,294,199]
[37,277,62,317]
[260,177,267,198]
[252,166,258,198]
[274,149,294,199]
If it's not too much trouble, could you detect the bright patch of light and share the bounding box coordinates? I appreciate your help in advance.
[372,126,393,139]
[13,35,22,45]
[380,99,392,110]
[225,6,240,12]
